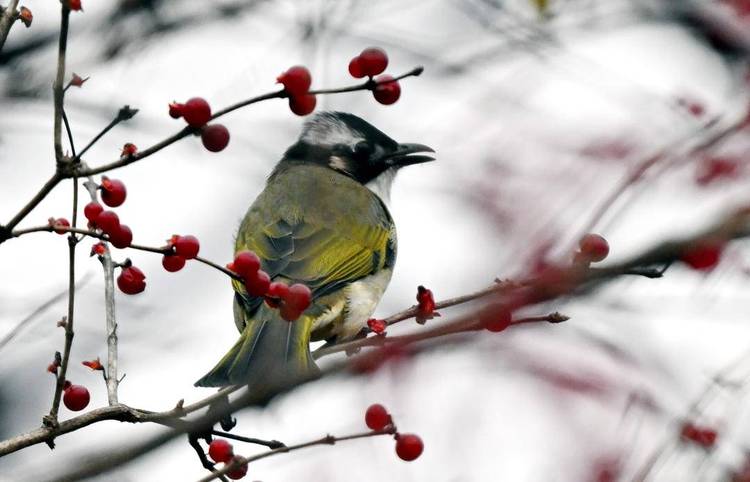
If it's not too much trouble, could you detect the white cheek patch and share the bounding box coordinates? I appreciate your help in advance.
[329,156,348,171]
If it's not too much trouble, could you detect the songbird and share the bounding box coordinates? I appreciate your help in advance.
[195,112,435,387]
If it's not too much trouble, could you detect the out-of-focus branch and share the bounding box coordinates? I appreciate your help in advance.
[197,428,397,482]
[99,246,119,405]
[52,3,70,162]
[41,208,750,482]
[0,0,21,53]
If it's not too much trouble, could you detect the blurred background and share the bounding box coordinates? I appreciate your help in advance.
[2,0,750,480]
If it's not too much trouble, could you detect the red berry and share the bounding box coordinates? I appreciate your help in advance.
[348,57,365,78]
[246,270,271,297]
[173,235,200,259]
[395,433,423,461]
[681,423,718,448]
[47,362,58,374]
[279,303,303,322]
[52,218,70,235]
[84,202,103,222]
[365,403,391,430]
[95,210,120,235]
[201,124,230,152]
[233,251,261,276]
[681,239,724,271]
[277,66,312,96]
[578,233,609,262]
[169,102,184,119]
[182,97,212,127]
[285,283,312,311]
[358,47,388,76]
[109,224,133,249]
[117,265,146,295]
[373,75,401,105]
[63,384,90,411]
[289,94,317,116]
[208,439,234,464]
[100,177,127,207]
[367,318,387,335]
[479,303,512,333]
[120,143,138,158]
[265,281,289,308]
[68,0,82,11]
[162,254,186,272]
[226,456,248,480]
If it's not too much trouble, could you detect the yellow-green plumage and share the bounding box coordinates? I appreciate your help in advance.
[194,164,395,387]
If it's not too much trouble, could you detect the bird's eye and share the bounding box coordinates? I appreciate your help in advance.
[352,141,372,160]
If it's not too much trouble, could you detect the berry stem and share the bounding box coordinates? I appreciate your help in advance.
[209,430,285,449]
[73,106,139,163]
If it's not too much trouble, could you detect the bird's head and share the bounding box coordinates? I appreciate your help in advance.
[277,112,435,201]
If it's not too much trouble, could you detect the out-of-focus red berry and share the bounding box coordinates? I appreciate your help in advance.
[348,57,365,78]
[395,433,423,461]
[108,224,133,249]
[117,265,146,295]
[277,66,312,96]
[232,251,261,277]
[246,270,271,297]
[182,97,212,127]
[367,318,387,335]
[63,384,90,411]
[479,303,512,333]
[100,177,127,207]
[162,254,186,273]
[169,102,184,119]
[373,75,401,105]
[226,456,248,480]
[121,143,137,158]
[365,403,391,430]
[681,422,718,448]
[681,239,724,271]
[289,94,317,116]
[358,48,389,76]
[51,218,70,235]
[265,281,289,308]
[47,362,59,374]
[578,233,610,263]
[95,210,120,235]
[82,358,104,370]
[201,124,230,152]
[208,439,234,464]
[695,157,741,186]
[84,202,103,223]
[172,235,200,259]
[285,283,312,311]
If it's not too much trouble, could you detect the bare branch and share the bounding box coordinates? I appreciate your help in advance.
[99,247,119,405]
[0,0,20,53]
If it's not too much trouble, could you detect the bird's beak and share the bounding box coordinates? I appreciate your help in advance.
[383,143,436,167]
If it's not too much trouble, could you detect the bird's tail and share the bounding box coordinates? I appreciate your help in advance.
[194,302,317,387]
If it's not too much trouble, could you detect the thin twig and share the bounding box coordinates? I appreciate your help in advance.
[52,3,70,162]
[0,0,20,53]
[197,428,396,482]
[74,106,138,162]
[210,430,285,449]
[99,246,119,405]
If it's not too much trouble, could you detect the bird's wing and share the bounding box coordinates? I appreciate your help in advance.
[232,165,395,315]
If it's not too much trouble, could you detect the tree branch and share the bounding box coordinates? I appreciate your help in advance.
[0,0,20,54]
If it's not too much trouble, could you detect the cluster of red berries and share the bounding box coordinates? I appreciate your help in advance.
[226,251,313,321]
[349,48,401,105]
[364,403,423,462]
[680,238,724,271]
[277,66,316,116]
[574,233,610,265]
[680,422,718,448]
[161,235,200,272]
[83,176,132,249]
[207,439,248,480]
[62,381,90,411]
[415,285,437,324]
[169,98,230,152]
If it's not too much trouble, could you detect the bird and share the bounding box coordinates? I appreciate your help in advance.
[195,112,435,387]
